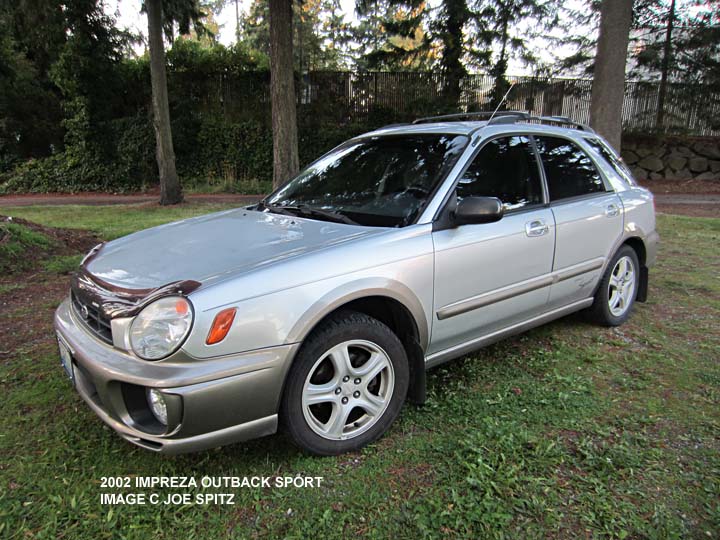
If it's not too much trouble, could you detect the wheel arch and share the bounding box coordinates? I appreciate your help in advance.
[623,236,647,265]
[284,282,429,404]
[592,235,649,304]
[621,236,649,302]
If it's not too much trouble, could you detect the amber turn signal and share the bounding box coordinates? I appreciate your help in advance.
[206,308,237,345]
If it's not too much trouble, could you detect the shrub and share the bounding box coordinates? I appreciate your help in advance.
[0,114,380,194]
[0,152,120,194]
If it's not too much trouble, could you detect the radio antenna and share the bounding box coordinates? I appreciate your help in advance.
[488,83,517,123]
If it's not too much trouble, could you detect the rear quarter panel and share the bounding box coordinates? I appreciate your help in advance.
[617,187,659,266]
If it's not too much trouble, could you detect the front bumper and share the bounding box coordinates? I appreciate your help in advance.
[54,298,298,454]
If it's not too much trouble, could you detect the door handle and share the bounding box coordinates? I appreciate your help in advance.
[525,219,549,237]
[605,204,620,217]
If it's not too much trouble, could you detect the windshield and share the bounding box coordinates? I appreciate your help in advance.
[265,134,469,227]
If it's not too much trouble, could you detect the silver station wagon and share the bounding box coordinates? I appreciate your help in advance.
[55,112,658,455]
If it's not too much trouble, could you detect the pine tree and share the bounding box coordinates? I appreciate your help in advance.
[469,0,560,106]
[321,0,353,68]
[242,0,349,70]
[353,0,431,70]
[631,0,720,127]
[432,0,470,106]
[351,0,561,107]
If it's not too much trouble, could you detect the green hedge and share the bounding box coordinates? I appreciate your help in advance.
[0,115,378,195]
[0,39,384,195]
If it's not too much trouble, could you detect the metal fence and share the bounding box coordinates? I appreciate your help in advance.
[172,71,720,136]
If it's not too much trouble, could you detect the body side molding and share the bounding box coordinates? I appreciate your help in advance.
[436,257,604,321]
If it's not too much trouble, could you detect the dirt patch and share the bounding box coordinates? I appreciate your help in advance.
[386,462,435,490]
[655,204,720,218]
[0,216,100,358]
[636,180,720,216]
[640,179,720,194]
[1,215,101,261]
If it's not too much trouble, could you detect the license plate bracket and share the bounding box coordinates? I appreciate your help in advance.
[57,334,75,387]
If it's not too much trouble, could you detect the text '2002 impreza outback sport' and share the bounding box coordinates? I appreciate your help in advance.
[55,112,658,455]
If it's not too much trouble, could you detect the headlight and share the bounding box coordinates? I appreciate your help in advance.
[129,297,193,360]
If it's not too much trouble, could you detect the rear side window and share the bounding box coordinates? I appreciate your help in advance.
[457,135,543,211]
[585,138,637,186]
[535,136,607,201]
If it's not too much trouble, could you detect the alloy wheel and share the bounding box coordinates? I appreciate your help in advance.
[608,255,636,317]
[301,340,395,441]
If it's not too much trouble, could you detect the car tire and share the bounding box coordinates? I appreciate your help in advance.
[588,245,640,327]
[281,310,409,456]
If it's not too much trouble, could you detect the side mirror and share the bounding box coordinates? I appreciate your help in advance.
[453,196,504,226]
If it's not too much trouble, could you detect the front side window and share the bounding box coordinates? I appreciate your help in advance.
[265,134,468,227]
[456,135,543,211]
[535,136,607,201]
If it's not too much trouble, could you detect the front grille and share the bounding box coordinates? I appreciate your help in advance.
[71,292,113,344]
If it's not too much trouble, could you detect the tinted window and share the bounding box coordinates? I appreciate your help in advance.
[585,138,636,186]
[456,136,543,211]
[266,134,468,227]
[535,136,607,200]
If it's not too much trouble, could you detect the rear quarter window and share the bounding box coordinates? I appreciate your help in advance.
[585,138,637,186]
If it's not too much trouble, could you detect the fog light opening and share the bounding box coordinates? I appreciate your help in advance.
[146,388,168,426]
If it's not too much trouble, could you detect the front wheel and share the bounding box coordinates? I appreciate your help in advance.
[281,310,409,455]
[588,245,640,326]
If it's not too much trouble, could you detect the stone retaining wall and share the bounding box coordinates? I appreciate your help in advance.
[620,135,720,181]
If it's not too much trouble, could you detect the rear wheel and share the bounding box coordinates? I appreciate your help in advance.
[281,311,409,455]
[588,245,639,326]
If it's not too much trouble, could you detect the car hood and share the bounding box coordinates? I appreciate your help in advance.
[84,208,381,290]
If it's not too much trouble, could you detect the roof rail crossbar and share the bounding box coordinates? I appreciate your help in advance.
[527,115,595,132]
[541,115,572,122]
[378,122,412,129]
[486,112,531,125]
[412,111,528,125]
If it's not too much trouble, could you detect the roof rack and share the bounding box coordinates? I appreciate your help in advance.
[410,111,594,133]
[412,111,528,124]
[522,115,594,132]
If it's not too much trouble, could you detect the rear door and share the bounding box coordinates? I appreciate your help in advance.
[534,135,623,308]
[430,135,555,356]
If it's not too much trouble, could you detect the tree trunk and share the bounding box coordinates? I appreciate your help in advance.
[235,0,241,42]
[441,0,469,108]
[589,0,633,151]
[656,0,676,130]
[269,0,299,189]
[490,15,510,107]
[146,0,182,205]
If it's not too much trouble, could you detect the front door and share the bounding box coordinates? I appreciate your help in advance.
[429,135,555,356]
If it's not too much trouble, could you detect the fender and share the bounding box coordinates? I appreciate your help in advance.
[283,277,430,405]
[285,277,431,350]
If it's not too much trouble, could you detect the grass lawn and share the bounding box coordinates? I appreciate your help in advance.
[0,203,238,240]
[0,204,718,539]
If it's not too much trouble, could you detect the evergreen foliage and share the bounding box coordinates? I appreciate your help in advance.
[0,0,718,193]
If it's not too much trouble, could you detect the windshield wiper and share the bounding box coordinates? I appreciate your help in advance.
[256,201,301,218]
[265,204,360,226]
[296,205,361,226]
